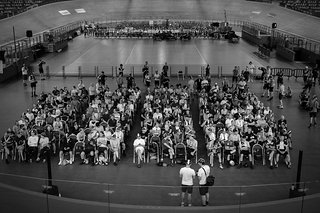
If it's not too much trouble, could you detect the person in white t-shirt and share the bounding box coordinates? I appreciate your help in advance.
[197,158,210,206]
[133,133,145,168]
[179,160,196,207]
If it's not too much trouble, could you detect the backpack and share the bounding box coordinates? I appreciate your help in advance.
[202,167,215,186]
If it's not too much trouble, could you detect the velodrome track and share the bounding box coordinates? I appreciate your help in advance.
[1,0,320,209]
[0,0,320,45]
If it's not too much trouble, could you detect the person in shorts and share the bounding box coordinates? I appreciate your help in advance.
[197,158,210,206]
[309,95,319,128]
[179,159,196,207]
[267,75,275,100]
[278,82,285,109]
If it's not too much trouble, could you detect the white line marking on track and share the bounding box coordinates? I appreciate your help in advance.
[168,193,180,197]
[193,44,207,65]
[75,9,86,14]
[298,188,308,192]
[124,42,137,65]
[58,10,71,16]
[235,192,246,196]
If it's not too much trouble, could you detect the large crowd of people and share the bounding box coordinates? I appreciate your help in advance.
[1,76,141,166]
[1,61,299,172]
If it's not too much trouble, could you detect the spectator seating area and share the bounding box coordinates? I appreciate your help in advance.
[0,0,68,19]
[136,83,197,167]
[197,73,293,169]
[1,77,141,166]
[0,0,42,18]
[280,0,320,18]
[1,64,295,172]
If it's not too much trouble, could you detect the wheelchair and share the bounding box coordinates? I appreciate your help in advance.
[147,134,160,163]
[175,142,187,164]
[252,143,265,166]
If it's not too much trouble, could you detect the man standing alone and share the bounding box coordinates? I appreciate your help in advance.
[197,158,210,206]
[179,159,196,207]
[21,64,28,86]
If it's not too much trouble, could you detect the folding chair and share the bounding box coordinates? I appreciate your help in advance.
[177,70,185,80]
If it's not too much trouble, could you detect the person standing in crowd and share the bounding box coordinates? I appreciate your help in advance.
[116,72,124,89]
[205,64,210,78]
[154,69,160,88]
[267,75,275,101]
[303,66,310,85]
[162,62,169,76]
[126,73,134,88]
[145,71,151,87]
[97,71,106,86]
[29,73,38,97]
[232,66,240,84]
[188,76,195,99]
[142,61,149,83]
[118,64,124,76]
[278,82,285,109]
[38,59,46,80]
[197,158,210,206]
[248,61,255,82]
[21,64,28,86]
[179,159,196,207]
[312,66,319,86]
[276,70,284,90]
[308,95,319,128]
[162,72,170,88]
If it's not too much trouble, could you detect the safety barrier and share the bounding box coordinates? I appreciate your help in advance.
[270,67,307,80]
[37,65,309,80]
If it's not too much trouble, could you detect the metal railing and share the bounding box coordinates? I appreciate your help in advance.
[0,172,319,211]
[0,18,319,76]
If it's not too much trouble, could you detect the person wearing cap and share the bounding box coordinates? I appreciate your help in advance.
[308,95,319,128]
[179,159,196,207]
[133,133,146,168]
[197,158,211,206]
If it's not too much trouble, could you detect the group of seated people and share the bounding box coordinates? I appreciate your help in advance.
[1,80,140,166]
[198,75,292,169]
[133,84,197,167]
[1,71,293,171]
